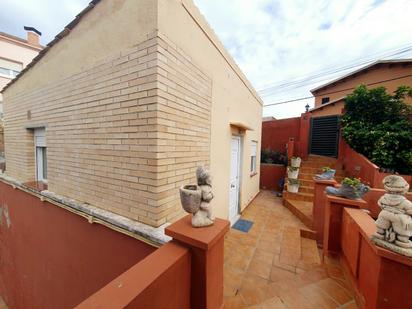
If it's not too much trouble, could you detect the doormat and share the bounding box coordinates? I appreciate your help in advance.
[232,219,253,233]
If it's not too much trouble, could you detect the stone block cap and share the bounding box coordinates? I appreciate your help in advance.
[166,215,230,250]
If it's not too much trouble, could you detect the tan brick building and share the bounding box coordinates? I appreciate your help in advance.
[2,0,262,228]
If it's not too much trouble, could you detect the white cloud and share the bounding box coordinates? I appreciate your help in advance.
[194,0,412,118]
[1,0,411,119]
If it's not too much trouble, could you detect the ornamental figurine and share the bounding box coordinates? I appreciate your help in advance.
[371,175,412,257]
[179,166,214,227]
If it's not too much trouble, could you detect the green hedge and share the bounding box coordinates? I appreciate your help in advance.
[341,85,412,175]
[261,149,287,165]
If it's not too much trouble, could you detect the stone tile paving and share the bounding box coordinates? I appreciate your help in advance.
[223,190,358,308]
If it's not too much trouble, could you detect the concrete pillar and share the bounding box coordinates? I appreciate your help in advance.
[165,215,230,309]
[323,195,366,256]
[312,178,337,246]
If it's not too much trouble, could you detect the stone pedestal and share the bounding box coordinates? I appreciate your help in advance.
[323,195,367,256]
[313,178,337,246]
[166,215,230,309]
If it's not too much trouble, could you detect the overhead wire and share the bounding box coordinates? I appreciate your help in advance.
[263,73,412,107]
[258,43,412,97]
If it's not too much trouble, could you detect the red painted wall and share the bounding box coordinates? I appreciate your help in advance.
[262,117,300,153]
[262,113,311,160]
[339,140,412,188]
[259,164,286,191]
[0,181,156,309]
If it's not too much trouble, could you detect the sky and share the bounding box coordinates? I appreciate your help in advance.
[1,0,412,119]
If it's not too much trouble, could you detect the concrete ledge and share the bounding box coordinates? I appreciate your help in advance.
[0,173,171,246]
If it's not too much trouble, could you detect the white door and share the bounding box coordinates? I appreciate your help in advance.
[229,136,241,224]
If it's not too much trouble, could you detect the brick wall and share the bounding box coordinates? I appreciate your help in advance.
[3,33,212,227]
[0,123,4,154]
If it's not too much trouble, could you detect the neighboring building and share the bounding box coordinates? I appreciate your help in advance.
[0,28,43,118]
[310,59,412,117]
[1,0,262,228]
[262,116,276,122]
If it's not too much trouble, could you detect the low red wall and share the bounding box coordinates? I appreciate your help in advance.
[262,117,300,153]
[259,163,286,191]
[0,180,155,309]
[76,241,191,309]
[341,208,412,309]
[339,140,412,188]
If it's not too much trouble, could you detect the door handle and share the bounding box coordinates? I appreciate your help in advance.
[231,184,235,188]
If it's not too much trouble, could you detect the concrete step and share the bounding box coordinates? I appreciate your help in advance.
[297,237,322,271]
[300,162,342,169]
[293,178,314,187]
[299,166,345,176]
[296,172,344,181]
[283,191,314,202]
[283,198,313,229]
[306,155,338,163]
[299,185,314,194]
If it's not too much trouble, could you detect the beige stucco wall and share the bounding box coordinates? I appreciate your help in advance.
[0,34,41,110]
[310,100,344,117]
[313,64,412,108]
[158,0,263,220]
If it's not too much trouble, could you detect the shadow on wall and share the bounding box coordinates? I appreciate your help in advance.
[0,180,155,309]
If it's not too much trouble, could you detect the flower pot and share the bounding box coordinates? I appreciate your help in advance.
[315,169,336,180]
[291,157,301,168]
[287,168,299,179]
[287,183,299,193]
[325,183,370,200]
[179,185,201,213]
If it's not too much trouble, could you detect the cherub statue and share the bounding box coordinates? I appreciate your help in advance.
[179,166,214,227]
[372,175,412,256]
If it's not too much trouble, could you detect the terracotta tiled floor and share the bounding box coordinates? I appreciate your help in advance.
[224,190,358,309]
[0,297,8,309]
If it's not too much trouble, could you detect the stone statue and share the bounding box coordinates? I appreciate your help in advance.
[179,166,214,227]
[371,175,412,257]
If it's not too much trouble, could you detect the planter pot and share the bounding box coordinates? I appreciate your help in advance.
[287,184,299,193]
[179,185,201,213]
[287,168,299,179]
[325,183,370,200]
[315,169,336,180]
[291,157,301,168]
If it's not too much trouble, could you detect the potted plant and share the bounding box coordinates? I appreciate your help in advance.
[287,166,299,179]
[315,166,336,180]
[287,178,300,193]
[326,177,370,200]
[290,156,301,168]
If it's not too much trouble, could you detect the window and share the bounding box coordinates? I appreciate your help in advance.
[34,128,47,182]
[250,141,258,174]
[321,97,330,104]
[0,58,22,78]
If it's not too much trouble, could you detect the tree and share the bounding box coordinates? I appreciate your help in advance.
[341,85,412,175]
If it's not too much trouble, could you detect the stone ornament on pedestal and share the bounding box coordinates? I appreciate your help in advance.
[179,166,214,227]
[315,167,336,180]
[326,177,370,200]
[371,175,412,257]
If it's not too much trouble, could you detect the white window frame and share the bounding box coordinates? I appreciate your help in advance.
[34,128,47,183]
[250,141,258,175]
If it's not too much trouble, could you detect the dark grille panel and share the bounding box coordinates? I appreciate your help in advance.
[309,116,340,157]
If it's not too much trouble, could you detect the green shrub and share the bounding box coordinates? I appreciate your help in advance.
[341,85,412,175]
[341,177,362,188]
[261,148,287,165]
